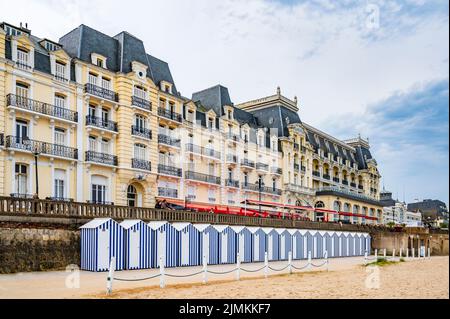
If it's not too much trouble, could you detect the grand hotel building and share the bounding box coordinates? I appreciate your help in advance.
[0,22,383,224]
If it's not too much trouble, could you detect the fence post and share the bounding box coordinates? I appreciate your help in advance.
[324,250,328,271]
[307,251,312,271]
[428,247,431,259]
[106,257,115,296]
[364,251,368,265]
[412,248,415,258]
[383,248,386,259]
[288,251,292,275]
[203,254,207,284]
[406,248,409,258]
[392,249,395,260]
[159,255,165,288]
[417,247,420,259]
[236,253,240,281]
[374,249,378,259]
[399,248,402,258]
[264,252,268,279]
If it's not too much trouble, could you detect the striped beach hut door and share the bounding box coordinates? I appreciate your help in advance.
[248,227,260,261]
[221,231,228,262]
[98,227,109,270]
[193,224,212,264]
[261,228,274,260]
[339,235,342,257]
[230,226,246,262]
[302,230,308,259]
[212,225,229,264]
[309,230,317,258]
[130,229,139,267]
[148,221,168,268]
[344,233,350,256]
[287,229,298,259]
[330,233,335,257]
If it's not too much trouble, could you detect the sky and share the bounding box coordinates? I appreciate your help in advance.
[1,0,448,206]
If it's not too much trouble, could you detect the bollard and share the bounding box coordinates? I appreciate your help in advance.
[364,251,368,265]
[392,249,396,259]
[288,251,292,275]
[307,251,312,271]
[417,247,420,259]
[383,248,387,259]
[399,248,403,258]
[202,254,207,284]
[375,249,378,259]
[106,257,116,295]
[264,252,268,279]
[236,253,240,281]
[159,255,165,288]
[428,247,431,259]
[406,248,409,258]
[412,248,415,258]
[324,250,328,271]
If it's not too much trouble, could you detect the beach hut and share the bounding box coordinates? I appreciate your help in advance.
[348,232,356,256]
[354,233,362,256]
[324,231,333,258]
[171,222,203,267]
[262,228,280,261]
[332,231,340,257]
[304,230,314,259]
[292,229,308,260]
[278,229,291,260]
[363,233,371,254]
[80,218,124,272]
[231,226,252,263]
[341,232,350,257]
[120,219,152,270]
[212,225,237,265]
[247,227,266,262]
[192,224,214,264]
[147,221,169,268]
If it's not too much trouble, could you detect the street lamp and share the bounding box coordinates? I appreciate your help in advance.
[22,136,40,198]
[258,177,265,215]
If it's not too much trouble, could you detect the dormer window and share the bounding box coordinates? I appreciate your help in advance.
[227,110,232,120]
[208,118,214,130]
[97,58,104,68]
[55,61,67,81]
[165,85,170,93]
[16,48,30,69]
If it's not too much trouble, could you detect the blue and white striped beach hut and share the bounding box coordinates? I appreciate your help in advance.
[348,233,356,256]
[354,233,362,256]
[332,231,340,257]
[293,229,308,259]
[363,233,371,254]
[213,225,237,265]
[324,231,333,258]
[171,222,202,267]
[80,218,124,272]
[192,224,214,264]
[341,232,350,257]
[231,226,252,263]
[120,219,152,270]
[278,229,291,260]
[147,221,169,268]
[262,228,280,261]
[304,230,314,259]
[288,229,301,260]
[247,227,266,262]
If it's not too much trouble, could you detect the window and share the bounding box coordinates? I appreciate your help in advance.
[4,25,22,36]
[228,168,233,180]
[55,61,66,80]
[187,110,194,123]
[54,128,66,145]
[165,85,170,93]
[15,163,28,195]
[17,48,29,68]
[243,173,248,186]
[88,136,97,151]
[208,163,215,176]
[15,119,28,140]
[100,138,110,154]
[208,118,214,130]
[208,189,216,203]
[258,135,264,147]
[88,73,97,85]
[134,143,146,160]
[227,192,235,204]
[272,139,277,151]
[91,175,107,204]
[227,110,232,120]
[294,174,298,185]
[127,185,137,207]
[134,114,147,130]
[54,169,66,199]
[272,179,276,191]
[134,86,146,99]
[101,108,109,123]
[187,186,196,200]
[101,78,110,90]
[97,59,104,68]
[54,94,66,108]
[16,82,29,99]
[88,105,96,117]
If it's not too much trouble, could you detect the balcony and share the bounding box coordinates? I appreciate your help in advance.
[157,107,182,123]
[84,83,118,102]
[16,60,33,71]
[203,147,221,159]
[131,96,152,111]
[226,154,238,164]
[158,164,182,177]
[350,182,357,188]
[270,167,282,175]
[185,171,221,185]
[242,183,281,195]
[358,185,364,190]
[185,143,221,159]
[158,187,178,198]
[132,158,151,171]
[293,143,299,151]
[242,183,260,192]
[131,126,152,140]
[323,174,330,180]
[316,186,381,206]
[85,150,118,166]
[294,163,300,170]
[263,186,282,196]
[225,179,240,188]
[241,158,255,168]
[158,134,180,148]
[225,133,240,142]
[6,94,78,122]
[342,180,349,185]
[301,165,306,172]
[5,135,78,160]
[333,177,340,183]
[312,170,321,177]
[256,162,269,172]
[86,115,118,132]
[301,146,307,153]
[284,183,316,196]
[46,196,74,202]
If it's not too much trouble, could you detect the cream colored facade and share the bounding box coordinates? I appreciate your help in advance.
[0,22,383,224]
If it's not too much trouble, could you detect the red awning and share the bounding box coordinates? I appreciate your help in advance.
[241,199,314,211]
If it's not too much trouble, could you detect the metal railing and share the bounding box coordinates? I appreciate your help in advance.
[294,163,300,170]
[6,94,78,122]
[86,115,118,132]
[323,174,330,180]
[132,158,151,171]
[301,165,306,172]
[312,170,320,177]
[185,171,221,185]
[158,134,180,148]
[5,135,78,159]
[342,180,349,185]
[131,126,152,140]
[85,151,118,166]
[157,107,182,123]
[0,133,4,146]
[283,184,316,196]
[225,179,240,188]
[84,83,118,102]
[158,164,182,177]
[256,163,269,171]
[185,143,221,159]
[271,167,282,175]
[350,182,357,188]
[333,177,340,183]
[241,158,255,168]
[226,154,238,163]
[158,188,178,198]
[131,96,152,111]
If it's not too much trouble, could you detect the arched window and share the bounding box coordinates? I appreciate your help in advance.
[333,201,341,211]
[315,201,325,208]
[127,185,137,207]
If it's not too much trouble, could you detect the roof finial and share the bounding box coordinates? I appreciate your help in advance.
[277,86,281,96]
[294,96,297,105]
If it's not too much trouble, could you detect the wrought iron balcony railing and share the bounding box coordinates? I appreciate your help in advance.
[157,107,182,123]
[158,187,178,198]
[358,185,364,190]
[185,143,221,159]
[225,179,240,188]
[242,183,260,192]
[226,132,240,141]
[323,174,331,180]
[86,200,114,205]
[131,125,152,140]
[256,163,269,171]
[342,180,349,185]
[86,115,118,132]
[203,147,221,159]
[10,193,34,199]
[158,164,182,177]
[132,158,151,171]
[185,171,221,185]
[6,94,78,122]
[241,158,255,168]
[333,177,340,183]
[158,134,181,148]
[16,61,33,71]
[45,196,74,202]
[131,96,152,111]
[301,165,306,172]
[270,167,282,175]
[350,182,357,188]
[294,163,300,170]
[283,183,316,196]
[85,150,118,166]
[226,154,238,163]
[312,170,321,177]
[5,135,78,159]
[263,186,282,196]
[84,83,118,102]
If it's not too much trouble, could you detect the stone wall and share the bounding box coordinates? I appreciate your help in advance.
[0,223,80,273]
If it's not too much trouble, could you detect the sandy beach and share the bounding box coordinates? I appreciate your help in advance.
[0,256,447,299]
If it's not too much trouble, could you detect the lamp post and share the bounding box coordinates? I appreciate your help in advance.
[258,177,264,215]
[23,136,40,198]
